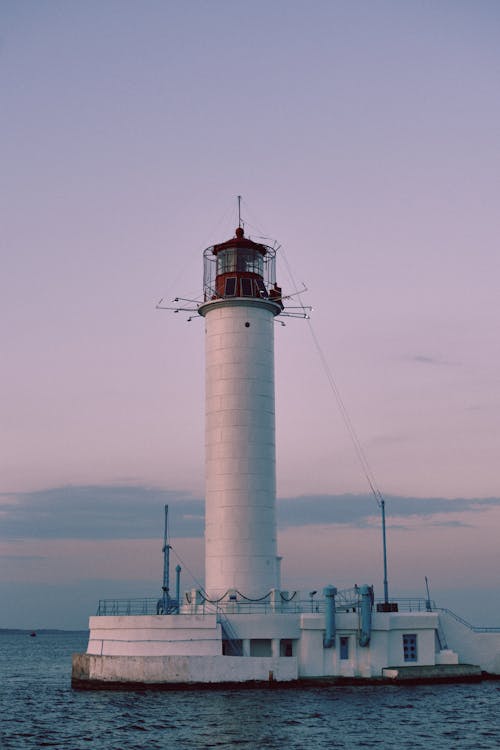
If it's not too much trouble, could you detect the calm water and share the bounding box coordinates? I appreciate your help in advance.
[1,631,499,749]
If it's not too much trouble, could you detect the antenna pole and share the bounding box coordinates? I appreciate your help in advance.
[237,195,242,228]
[162,504,171,613]
[381,498,389,604]
[425,575,432,611]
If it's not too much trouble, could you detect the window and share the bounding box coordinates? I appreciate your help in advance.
[217,249,237,274]
[280,639,294,657]
[403,634,418,662]
[250,639,272,657]
[224,277,237,296]
[255,278,268,298]
[339,636,349,660]
[236,249,263,275]
[240,278,253,296]
[222,639,243,656]
[216,247,264,276]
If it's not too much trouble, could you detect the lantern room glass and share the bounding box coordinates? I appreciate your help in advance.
[216,248,264,277]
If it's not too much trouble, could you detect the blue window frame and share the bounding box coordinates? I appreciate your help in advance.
[403,634,418,662]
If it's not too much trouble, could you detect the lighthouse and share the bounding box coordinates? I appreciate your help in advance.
[198,226,283,600]
[73,214,468,689]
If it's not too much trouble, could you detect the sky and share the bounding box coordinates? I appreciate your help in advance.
[1,0,499,628]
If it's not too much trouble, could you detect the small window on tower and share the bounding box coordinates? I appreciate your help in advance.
[224,277,237,296]
[240,278,253,296]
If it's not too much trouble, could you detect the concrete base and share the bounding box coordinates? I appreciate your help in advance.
[72,652,298,688]
[382,663,482,683]
[72,653,490,690]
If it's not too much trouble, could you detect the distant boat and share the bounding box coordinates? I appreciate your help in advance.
[29,632,36,637]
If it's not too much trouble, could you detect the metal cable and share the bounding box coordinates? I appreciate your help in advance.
[278,242,384,510]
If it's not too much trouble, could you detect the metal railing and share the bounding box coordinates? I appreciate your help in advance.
[436,607,500,633]
[97,598,160,616]
[95,596,327,617]
[218,614,243,656]
[95,595,431,617]
[381,597,433,612]
[95,596,500,633]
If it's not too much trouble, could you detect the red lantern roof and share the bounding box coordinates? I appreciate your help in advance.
[212,227,268,256]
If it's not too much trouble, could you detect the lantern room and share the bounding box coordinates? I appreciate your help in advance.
[202,227,282,306]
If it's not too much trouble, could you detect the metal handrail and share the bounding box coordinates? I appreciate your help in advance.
[96,598,159,616]
[436,607,500,633]
[96,595,431,617]
[95,596,500,633]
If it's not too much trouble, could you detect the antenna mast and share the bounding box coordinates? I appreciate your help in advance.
[381,497,389,604]
[237,195,242,228]
[161,504,171,614]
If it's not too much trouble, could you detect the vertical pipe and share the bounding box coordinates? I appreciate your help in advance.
[323,586,337,648]
[162,504,170,613]
[359,584,374,647]
[175,564,181,613]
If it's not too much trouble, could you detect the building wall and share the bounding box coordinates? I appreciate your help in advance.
[83,610,461,680]
[383,613,438,669]
[297,612,443,678]
[87,614,222,657]
[224,613,301,640]
[439,612,500,674]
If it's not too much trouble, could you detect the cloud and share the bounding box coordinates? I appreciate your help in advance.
[278,494,500,530]
[0,485,204,540]
[1,485,499,541]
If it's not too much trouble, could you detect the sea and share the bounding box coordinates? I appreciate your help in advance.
[1,631,499,750]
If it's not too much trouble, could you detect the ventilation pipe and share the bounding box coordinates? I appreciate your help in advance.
[359,584,374,647]
[175,565,181,613]
[323,585,337,648]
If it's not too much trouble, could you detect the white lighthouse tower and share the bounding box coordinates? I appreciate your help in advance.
[74,214,468,689]
[198,226,283,599]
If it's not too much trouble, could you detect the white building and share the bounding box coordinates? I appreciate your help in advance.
[72,226,499,687]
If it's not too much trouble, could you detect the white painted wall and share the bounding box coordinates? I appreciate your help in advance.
[439,611,500,673]
[81,610,470,681]
[199,298,281,598]
[224,613,301,640]
[381,613,439,669]
[86,614,222,657]
[296,611,445,677]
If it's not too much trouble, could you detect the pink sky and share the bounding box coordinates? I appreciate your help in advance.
[1,1,499,628]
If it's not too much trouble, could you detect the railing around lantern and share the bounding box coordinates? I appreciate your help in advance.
[202,244,277,302]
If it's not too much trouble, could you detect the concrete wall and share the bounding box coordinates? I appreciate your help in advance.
[296,611,449,678]
[87,614,222,657]
[383,613,438,669]
[224,613,301,640]
[297,613,374,678]
[439,612,500,674]
[81,610,467,683]
[73,653,298,685]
